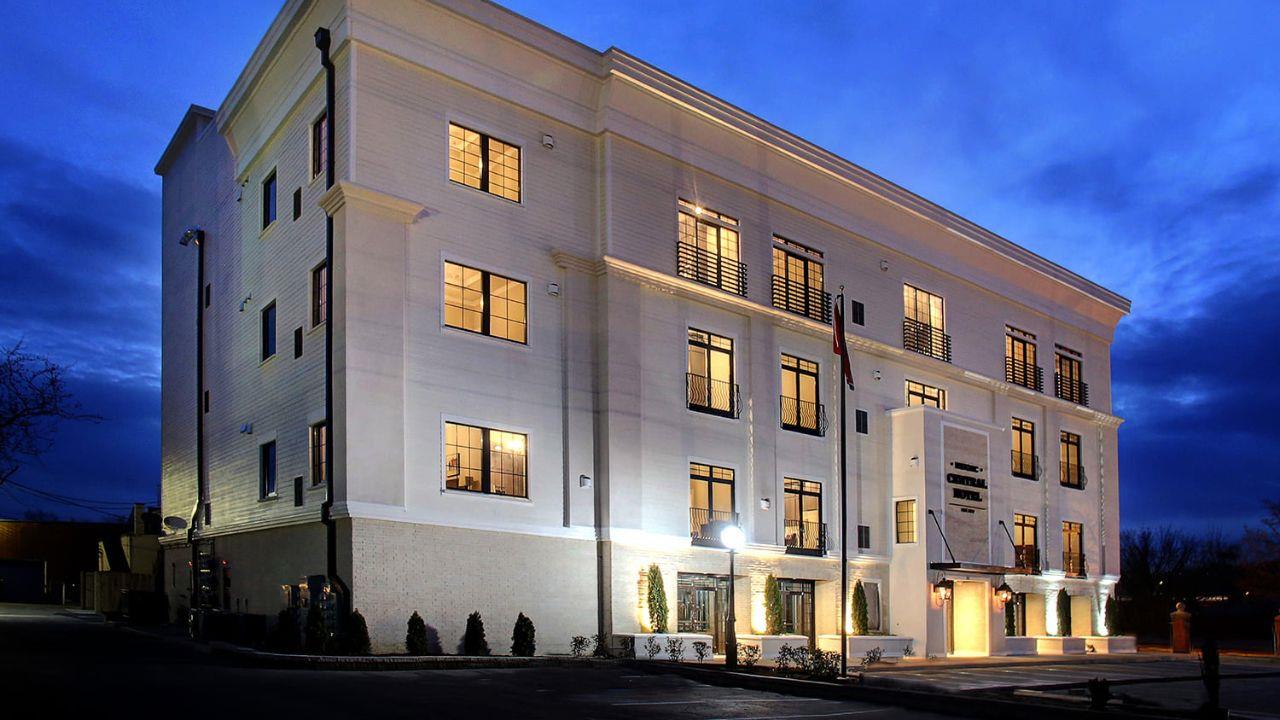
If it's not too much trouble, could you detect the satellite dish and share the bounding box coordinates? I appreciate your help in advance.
[163,516,188,531]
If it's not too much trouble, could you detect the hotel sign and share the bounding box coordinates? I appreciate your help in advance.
[942,426,990,563]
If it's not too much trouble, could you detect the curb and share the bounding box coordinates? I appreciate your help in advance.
[209,643,617,671]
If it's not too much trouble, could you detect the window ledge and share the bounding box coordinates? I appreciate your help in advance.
[440,487,532,504]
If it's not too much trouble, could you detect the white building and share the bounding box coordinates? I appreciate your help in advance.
[158,0,1129,658]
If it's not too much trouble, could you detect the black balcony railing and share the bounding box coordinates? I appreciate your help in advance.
[687,373,740,418]
[677,241,747,297]
[1055,373,1090,406]
[1014,545,1040,573]
[902,317,952,363]
[780,396,826,436]
[1063,552,1087,577]
[1005,357,1044,392]
[690,507,738,545]
[1060,461,1086,490]
[784,519,827,555]
[771,275,831,323]
[1011,451,1039,480]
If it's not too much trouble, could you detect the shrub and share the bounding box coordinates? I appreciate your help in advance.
[343,609,371,656]
[463,611,490,656]
[1004,597,1017,636]
[764,574,784,635]
[304,603,329,654]
[809,649,840,680]
[692,641,710,663]
[852,580,869,636]
[268,608,301,653]
[664,636,684,662]
[406,611,428,655]
[591,633,608,658]
[570,635,590,658]
[738,643,761,667]
[511,613,536,657]
[646,565,669,633]
[792,646,812,672]
[1057,589,1072,637]
[643,636,661,660]
[1104,594,1118,636]
[776,644,798,671]
[860,646,883,669]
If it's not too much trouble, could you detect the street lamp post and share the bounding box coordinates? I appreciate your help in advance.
[720,523,746,668]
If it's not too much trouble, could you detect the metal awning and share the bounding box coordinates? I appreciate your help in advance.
[929,561,1035,576]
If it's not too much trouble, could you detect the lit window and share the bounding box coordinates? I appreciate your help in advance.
[689,462,735,542]
[905,380,946,409]
[771,238,827,321]
[1062,521,1084,576]
[1005,328,1041,391]
[1060,431,1082,488]
[443,261,527,343]
[311,261,328,327]
[783,478,823,551]
[311,112,328,180]
[903,284,949,361]
[687,329,736,416]
[1011,417,1036,479]
[444,421,527,498]
[448,123,521,202]
[676,199,744,296]
[780,354,821,434]
[895,499,917,543]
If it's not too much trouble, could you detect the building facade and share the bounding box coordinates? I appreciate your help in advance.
[158,0,1129,656]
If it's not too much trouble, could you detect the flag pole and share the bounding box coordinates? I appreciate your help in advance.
[838,288,849,678]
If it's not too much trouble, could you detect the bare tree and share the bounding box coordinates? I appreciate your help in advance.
[0,341,99,485]
[1243,500,1280,600]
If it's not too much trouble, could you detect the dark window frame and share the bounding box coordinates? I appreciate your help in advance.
[1060,430,1083,488]
[260,301,277,361]
[905,380,946,409]
[443,260,528,344]
[444,421,528,498]
[309,422,328,488]
[311,261,328,328]
[1011,416,1036,479]
[895,498,917,544]
[259,440,277,499]
[687,328,737,418]
[261,169,277,230]
[780,353,822,434]
[783,477,824,553]
[447,122,522,202]
[311,111,328,180]
[771,239,828,322]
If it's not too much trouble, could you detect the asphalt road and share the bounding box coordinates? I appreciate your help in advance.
[0,603,947,720]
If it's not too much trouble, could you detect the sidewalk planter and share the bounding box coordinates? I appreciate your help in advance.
[1082,636,1137,654]
[817,634,914,660]
[1034,636,1086,654]
[737,634,810,662]
[627,633,713,661]
[1001,637,1038,656]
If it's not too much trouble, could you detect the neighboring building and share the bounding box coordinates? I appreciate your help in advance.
[83,504,164,615]
[0,518,127,603]
[158,0,1128,656]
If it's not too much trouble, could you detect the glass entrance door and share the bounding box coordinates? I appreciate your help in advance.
[677,573,730,652]
[778,579,815,647]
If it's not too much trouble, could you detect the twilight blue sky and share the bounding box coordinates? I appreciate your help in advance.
[1,2,1277,530]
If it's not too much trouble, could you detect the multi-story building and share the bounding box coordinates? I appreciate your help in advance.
[158,0,1128,657]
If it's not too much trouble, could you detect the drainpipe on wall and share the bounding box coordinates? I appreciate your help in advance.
[182,227,206,626]
[315,26,351,618]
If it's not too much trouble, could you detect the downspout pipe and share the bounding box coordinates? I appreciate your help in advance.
[180,227,205,621]
[315,26,351,615]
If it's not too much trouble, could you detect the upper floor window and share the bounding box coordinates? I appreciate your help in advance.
[905,379,946,409]
[443,261,527,344]
[1062,521,1085,577]
[1054,349,1089,406]
[676,199,745,296]
[262,170,277,229]
[445,421,527,498]
[1060,431,1083,489]
[687,328,737,418]
[259,440,277,499]
[261,301,277,361]
[311,261,328,327]
[311,112,328,180]
[1013,512,1038,571]
[780,353,823,435]
[309,422,328,487]
[894,499,917,543]
[783,478,824,554]
[771,237,830,322]
[1004,327,1042,392]
[1011,417,1036,479]
[689,462,735,545]
[902,284,950,362]
[448,123,521,202]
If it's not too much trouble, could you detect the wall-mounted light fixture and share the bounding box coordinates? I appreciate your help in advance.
[879,259,890,272]
[542,134,555,149]
[759,498,771,511]
[995,582,1014,605]
[578,474,592,488]
[932,579,954,602]
[872,370,882,381]
[546,282,561,297]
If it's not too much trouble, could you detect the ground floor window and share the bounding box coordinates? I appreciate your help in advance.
[444,421,528,497]
[778,579,816,646]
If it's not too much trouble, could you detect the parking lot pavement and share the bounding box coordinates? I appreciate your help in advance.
[867,658,1275,692]
[0,604,946,720]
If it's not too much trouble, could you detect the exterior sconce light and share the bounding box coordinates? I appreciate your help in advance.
[909,456,920,468]
[578,474,592,488]
[760,497,771,510]
[995,583,1014,605]
[932,579,954,602]
[872,370,882,381]
[879,259,889,272]
[541,134,555,149]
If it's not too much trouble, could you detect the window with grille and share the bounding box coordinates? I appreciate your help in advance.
[895,499,917,543]
[905,380,946,409]
[443,261,527,344]
[444,421,527,498]
[311,262,328,327]
[309,422,327,487]
[1060,431,1083,488]
[448,123,521,202]
[1011,417,1036,479]
[771,237,827,321]
[687,328,736,416]
[311,112,328,179]
[677,199,744,296]
[780,353,821,433]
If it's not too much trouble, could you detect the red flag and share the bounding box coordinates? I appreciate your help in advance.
[833,293,855,390]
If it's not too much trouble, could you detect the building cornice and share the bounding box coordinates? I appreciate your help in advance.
[318,180,425,222]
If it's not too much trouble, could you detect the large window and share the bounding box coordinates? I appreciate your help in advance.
[1011,417,1036,479]
[261,301,277,361]
[687,328,737,417]
[448,123,521,202]
[311,112,328,180]
[1060,431,1083,489]
[783,478,824,553]
[689,462,735,543]
[1014,513,1038,570]
[1005,328,1042,392]
[895,499,917,543]
[903,284,950,362]
[771,238,829,322]
[1062,521,1085,576]
[309,422,327,487]
[676,199,745,296]
[262,170,277,229]
[443,261,527,344]
[259,440,277,499]
[780,353,822,434]
[1055,350,1088,406]
[905,379,946,409]
[311,261,328,327]
[444,421,527,498]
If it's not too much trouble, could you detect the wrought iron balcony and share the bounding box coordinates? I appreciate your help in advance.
[677,241,747,297]
[1004,357,1043,392]
[1011,451,1039,480]
[784,519,827,555]
[1060,461,1086,490]
[902,317,952,363]
[1063,552,1087,577]
[1014,545,1040,573]
[690,507,738,546]
[686,373,740,419]
[770,275,831,323]
[780,396,826,436]
[1055,373,1090,406]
